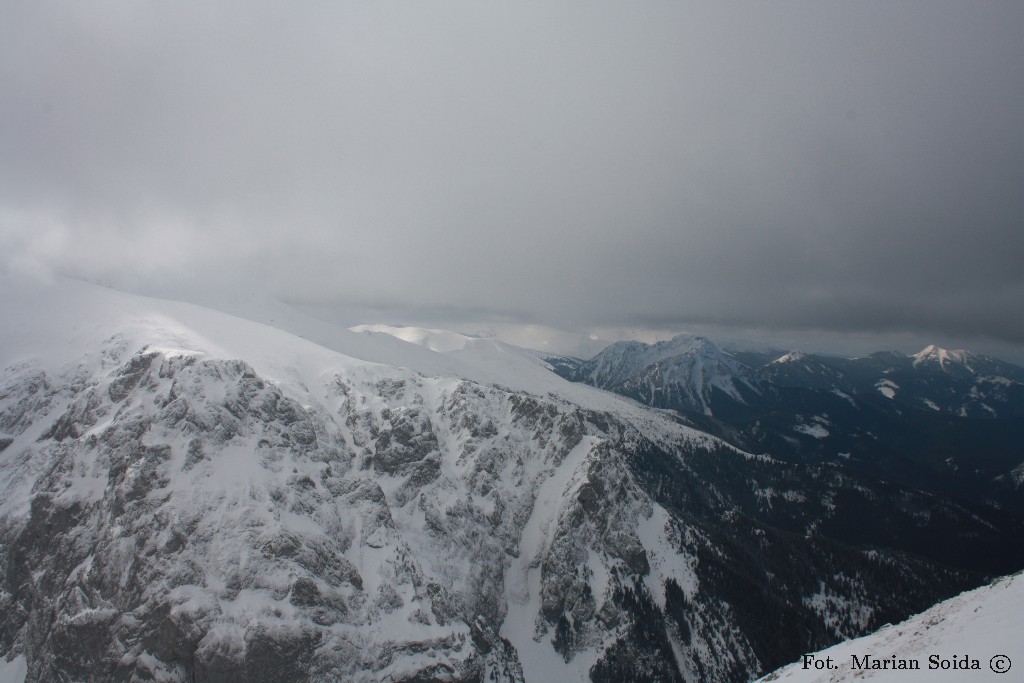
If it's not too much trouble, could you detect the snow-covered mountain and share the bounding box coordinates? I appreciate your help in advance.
[759,351,852,393]
[757,571,1024,682]
[554,337,1024,515]
[565,335,758,416]
[908,343,1024,381]
[912,344,976,373]
[1,278,1022,682]
[759,345,1024,419]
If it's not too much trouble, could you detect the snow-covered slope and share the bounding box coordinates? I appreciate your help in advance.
[912,344,975,373]
[0,277,1016,682]
[567,334,757,415]
[0,275,666,422]
[0,276,720,681]
[349,325,480,354]
[758,571,1024,682]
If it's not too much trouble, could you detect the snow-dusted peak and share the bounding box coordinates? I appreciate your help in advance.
[595,334,733,372]
[657,333,720,357]
[771,350,809,365]
[571,333,755,415]
[912,344,974,371]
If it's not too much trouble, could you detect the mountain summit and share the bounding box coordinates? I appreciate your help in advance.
[912,344,974,370]
[567,334,756,416]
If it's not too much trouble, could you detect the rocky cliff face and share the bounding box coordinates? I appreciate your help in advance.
[0,283,1018,682]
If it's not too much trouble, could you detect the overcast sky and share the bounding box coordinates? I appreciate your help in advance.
[2,2,1023,357]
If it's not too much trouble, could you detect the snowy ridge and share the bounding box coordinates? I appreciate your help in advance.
[0,276,707,430]
[758,571,1024,682]
[0,276,749,681]
[349,325,480,354]
[912,344,974,371]
[771,351,809,365]
[570,334,756,415]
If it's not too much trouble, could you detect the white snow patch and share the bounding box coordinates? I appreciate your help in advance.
[0,656,26,683]
[875,379,898,399]
[794,423,829,439]
[501,436,602,682]
[830,389,857,407]
[782,490,807,503]
[636,502,697,607]
[586,548,611,611]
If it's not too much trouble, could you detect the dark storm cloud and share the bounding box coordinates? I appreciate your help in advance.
[1,1,1022,346]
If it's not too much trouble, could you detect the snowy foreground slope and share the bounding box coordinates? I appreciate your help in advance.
[0,277,1014,682]
[757,571,1024,682]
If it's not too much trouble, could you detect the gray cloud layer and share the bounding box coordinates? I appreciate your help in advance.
[2,2,1023,347]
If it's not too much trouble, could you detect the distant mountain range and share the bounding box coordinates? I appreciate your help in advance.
[550,335,1024,515]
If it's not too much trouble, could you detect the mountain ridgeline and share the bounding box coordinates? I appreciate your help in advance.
[1,281,1024,682]
[554,336,1024,517]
